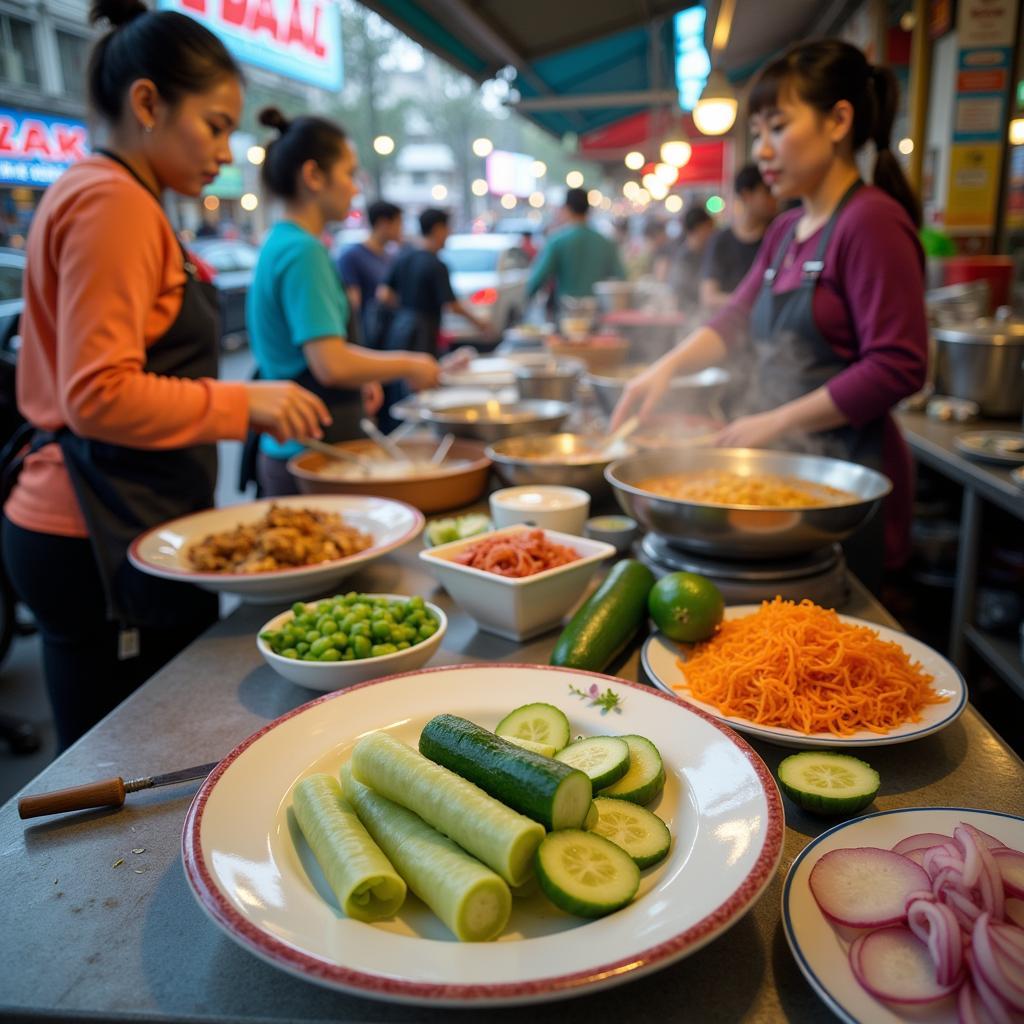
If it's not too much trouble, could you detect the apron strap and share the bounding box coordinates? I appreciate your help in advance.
[762,219,800,285]
[801,179,863,282]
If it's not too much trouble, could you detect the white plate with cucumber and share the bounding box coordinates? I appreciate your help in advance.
[182,663,784,1007]
[642,608,967,750]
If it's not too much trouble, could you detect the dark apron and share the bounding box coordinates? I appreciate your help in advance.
[746,180,886,590]
[3,150,220,629]
[238,264,366,494]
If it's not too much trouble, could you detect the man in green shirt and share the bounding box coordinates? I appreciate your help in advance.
[527,187,626,303]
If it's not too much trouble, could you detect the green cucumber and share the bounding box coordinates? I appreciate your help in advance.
[495,702,571,752]
[503,735,558,758]
[555,736,630,789]
[584,801,599,830]
[340,766,511,941]
[535,830,640,917]
[550,559,655,672]
[600,735,665,805]
[419,715,592,831]
[777,751,880,815]
[291,774,406,921]
[588,796,671,869]
[351,731,544,886]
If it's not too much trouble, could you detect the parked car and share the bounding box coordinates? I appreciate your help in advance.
[439,234,530,345]
[188,238,258,349]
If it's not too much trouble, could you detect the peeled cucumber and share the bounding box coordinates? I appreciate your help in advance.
[351,731,544,886]
[291,773,406,922]
[340,766,510,941]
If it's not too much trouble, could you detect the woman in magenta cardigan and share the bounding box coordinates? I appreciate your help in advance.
[612,40,928,592]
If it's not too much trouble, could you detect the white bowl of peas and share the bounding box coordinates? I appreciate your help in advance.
[257,593,447,691]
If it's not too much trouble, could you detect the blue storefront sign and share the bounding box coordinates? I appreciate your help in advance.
[0,107,89,187]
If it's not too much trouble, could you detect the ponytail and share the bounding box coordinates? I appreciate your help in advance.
[749,40,922,228]
[869,65,921,228]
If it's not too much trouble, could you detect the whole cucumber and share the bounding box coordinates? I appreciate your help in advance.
[550,559,655,672]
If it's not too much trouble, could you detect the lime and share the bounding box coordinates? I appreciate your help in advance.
[647,572,724,643]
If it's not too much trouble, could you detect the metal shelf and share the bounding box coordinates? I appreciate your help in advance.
[964,624,1024,699]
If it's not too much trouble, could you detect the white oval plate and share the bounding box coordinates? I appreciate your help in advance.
[953,430,1024,466]
[129,494,423,604]
[181,664,784,1007]
[782,807,1024,1024]
[641,606,967,749]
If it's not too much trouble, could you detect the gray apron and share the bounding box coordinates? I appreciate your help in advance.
[746,180,885,591]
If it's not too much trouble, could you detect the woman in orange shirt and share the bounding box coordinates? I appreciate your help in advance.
[0,0,329,749]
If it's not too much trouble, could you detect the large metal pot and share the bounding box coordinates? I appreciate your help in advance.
[933,319,1024,418]
[417,399,573,442]
[513,358,584,402]
[586,365,730,419]
[606,448,891,559]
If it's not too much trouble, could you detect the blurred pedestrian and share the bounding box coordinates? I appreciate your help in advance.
[337,199,402,346]
[246,109,438,496]
[700,164,777,312]
[1,0,331,750]
[526,188,625,305]
[669,207,716,313]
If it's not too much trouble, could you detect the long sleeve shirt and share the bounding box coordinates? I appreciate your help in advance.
[5,156,248,538]
[526,223,625,299]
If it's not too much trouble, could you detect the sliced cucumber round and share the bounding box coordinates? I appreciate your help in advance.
[503,735,558,759]
[599,735,665,805]
[777,751,880,815]
[495,703,571,752]
[555,736,630,789]
[588,797,671,869]
[535,830,640,918]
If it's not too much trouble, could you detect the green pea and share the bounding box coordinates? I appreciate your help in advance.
[405,610,424,628]
[291,601,306,617]
[281,648,299,659]
[349,621,370,639]
[331,631,349,650]
[341,649,355,661]
[319,619,337,636]
[305,630,321,644]
[389,603,406,622]
[418,623,436,640]
[352,635,372,659]
[409,596,425,610]
[296,641,310,655]
[396,641,410,651]
[371,619,391,640]
[310,637,333,657]
[371,643,397,658]
[319,648,341,662]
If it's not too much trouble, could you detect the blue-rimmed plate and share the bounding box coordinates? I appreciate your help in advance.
[641,606,967,749]
[782,807,1024,1024]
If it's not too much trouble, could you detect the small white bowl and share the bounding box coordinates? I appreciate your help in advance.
[489,485,590,535]
[418,524,615,641]
[257,595,447,691]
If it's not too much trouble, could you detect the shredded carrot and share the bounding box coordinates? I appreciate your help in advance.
[674,597,946,736]
[453,529,580,578]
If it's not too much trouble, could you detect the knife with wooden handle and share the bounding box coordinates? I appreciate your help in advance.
[18,761,219,819]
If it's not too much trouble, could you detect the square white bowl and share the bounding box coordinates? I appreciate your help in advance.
[418,524,616,641]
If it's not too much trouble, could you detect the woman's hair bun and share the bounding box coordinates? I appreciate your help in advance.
[90,0,148,27]
[259,107,291,134]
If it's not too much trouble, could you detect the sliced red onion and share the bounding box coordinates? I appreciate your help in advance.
[966,948,1016,1024]
[926,846,968,880]
[810,847,931,928]
[958,825,985,889]
[942,887,985,932]
[972,914,1024,1013]
[990,922,1024,963]
[908,896,964,986]
[969,826,1010,851]
[991,849,1024,900]
[1006,899,1024,929]
[893,832,956,856]
[851,925,963,1004]
[958,979,1001,1024]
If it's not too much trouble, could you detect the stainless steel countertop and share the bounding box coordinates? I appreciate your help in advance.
[2,540,1023,1023]
[896,410,1024,518]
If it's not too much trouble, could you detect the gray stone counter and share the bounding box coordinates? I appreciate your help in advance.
[2,544,1022,1023]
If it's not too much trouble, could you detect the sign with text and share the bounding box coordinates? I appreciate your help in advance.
[956,0,1017,46]
[157,0,342,91]
[945,143,1001,229]
[0,107,89,187]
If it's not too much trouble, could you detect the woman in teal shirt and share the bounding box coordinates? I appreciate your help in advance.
[247,107,439,496]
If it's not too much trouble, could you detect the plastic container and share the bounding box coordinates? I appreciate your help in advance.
[943,256,1013,310]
